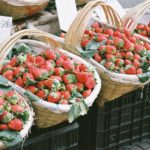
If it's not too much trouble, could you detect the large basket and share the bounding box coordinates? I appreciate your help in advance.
[0,29,101,128]
[52,0,150,106]
[0,83,34,149]
[0,0,49,20]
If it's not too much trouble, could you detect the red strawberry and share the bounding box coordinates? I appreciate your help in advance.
[11,105,24,113]
[60,91,71,99]
[134,44,146,56]
[128,36,137,44]
[113,31,123,38]
[8,118,23,131]
[0,98,4,106]
[115,51,122,58]
[35,56,45,67]
[42,50,56,60]
[9,57,17,67]
[136,24,144,30]
[0,91,4,98]
[144,42,150,50]
[15,77,24,87]
[133,59,141,69]
[14,66,25,77]
[95,34,107,42]
[74,72,93,83]
[3,70,14,81]
[23,72,35,85]
[62,59,75,71]
[0,111,13,123]
[116,58,124,67]
[136,68,143,74]
[95,28,103,33]
[82,89,92,98]
[54,67,65,76]
[41,60,54,72]
[119,69,126,74]
[105,62,115,71]
[106,39,114,45]
[59,99,68,105]
[47,92,61,103]
[66,84,77,92]
[105,28,114,36]
[76,83,84,92]
[27,65,35,74]
[125,52,134,60]
[60,32,66,38]
[32,67,48,80]
[114,37,124,48]
[106,54,116,62]
[85,77,96,89]
[91,22,100,28]
[5,91,19,104]
[37,79,53,89]
[0,124,8,130]
[0,64,12,74]
[25,85,38,94]
[62,74,76,84]
[134,54,141,61]
[124,60,132,65]
[36,89,48,100]
[106,45,116,54]
[56,57,64,67]
[94,53,102,62]
[125,65,136,74]
[81,38,90,48]
[98,45,106,54]
[50,75,62,82]
[78,64,88,72]
[124,38,134,51]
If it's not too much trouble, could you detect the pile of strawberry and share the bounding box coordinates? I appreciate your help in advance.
[81,22,150,75]
[135,22,150,38]
[0,90,29,131]
[0,48,96,105]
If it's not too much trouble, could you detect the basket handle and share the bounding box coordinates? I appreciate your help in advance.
[123,0,150,31]
[0,29,61,63]
[64,0,123,50]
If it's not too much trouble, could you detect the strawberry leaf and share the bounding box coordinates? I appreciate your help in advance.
[25,77,37,86]
[138,72,150,83]
[19,111,29,122]
[141,62,150,72]
[81,50,97,58]
[147,51,150,60]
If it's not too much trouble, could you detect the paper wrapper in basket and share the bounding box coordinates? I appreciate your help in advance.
[0,0,50,20]
[0,29,101,128]
[52,0,150,107]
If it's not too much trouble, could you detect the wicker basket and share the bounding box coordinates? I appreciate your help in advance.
[0,0,49,20]
[0,83,34,149]
[0,29,101,128]
[52,0,150,106]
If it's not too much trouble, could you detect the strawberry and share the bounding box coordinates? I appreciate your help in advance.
[59,99,68,105]
[81,38,90,48]
[27,65,35,74]
[106,45,116,54]
[91,22,100,28]
[76,83,84,92]
[94,53,102,63]
[113,31,123,38]
[66,84,77,92]
[9,57,17,67]
[41,60,54,73]
[15,77,24,87]
[136,24,144,30]
[8,118,23,131]
[23,72,35,85]
[50,75,62,82]
[32,67,48,80]
[78,64,88,72]
[144,42,150,50]
[124,38,134,51]
[35,56,45,67]
[125,52,134,61]
[98,45,106,54]
[85,77,96,89]
[95,34,107,42]
[54,67,65,76]
[128,36,137,44]
[56,57,64,66]
[116,58,124,67]
[95,28,103,33]
[0,111,13,123]
[82,89,92,98]
[74,72,93,83]
[0,91,4,98]
[62,59,75,71]
[104,28,114,36]
[5,91,19,105]
[125,65,136,74]
[42,50,57,60]
[60,91,71,99]
[115,51,122,58]
[36,89,48,100]
[11,105,24,113]
[3,70,14,81]
[47,92,61,103]
[14,66,25,77]
[0,98,4,106]
[120,51,126,58]
[105,62,115,71]
[0,64,12,74]
[63,74,76,84]
[25,85,38,94]
[124,60,132,65]
[106,39,114,45]
[134,44,146,56]
[136,68,143,74]
[133,59,141,69]
[106,54,116,62]
[60,32,66,38]
[0,124,8,130]
[114,37,124,48]
[134,54,141,61]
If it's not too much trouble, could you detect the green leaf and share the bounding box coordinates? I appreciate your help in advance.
[138,71,150,83]
[81,50,97,58]
[17,53,27,65]
[147,51,150,60]
[141,62,150,72]
[71,91,83,98]
[24,90,39,102]
[19,110,29,122]
[0,130,22,148]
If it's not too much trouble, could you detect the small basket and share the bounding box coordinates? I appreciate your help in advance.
[0,84,34,149]
[0,29,101,128]
[0,0,50,20]
[52,0,150,106]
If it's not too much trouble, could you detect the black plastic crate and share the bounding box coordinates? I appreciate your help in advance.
[8,122,79,150]
[78,83,150,150]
